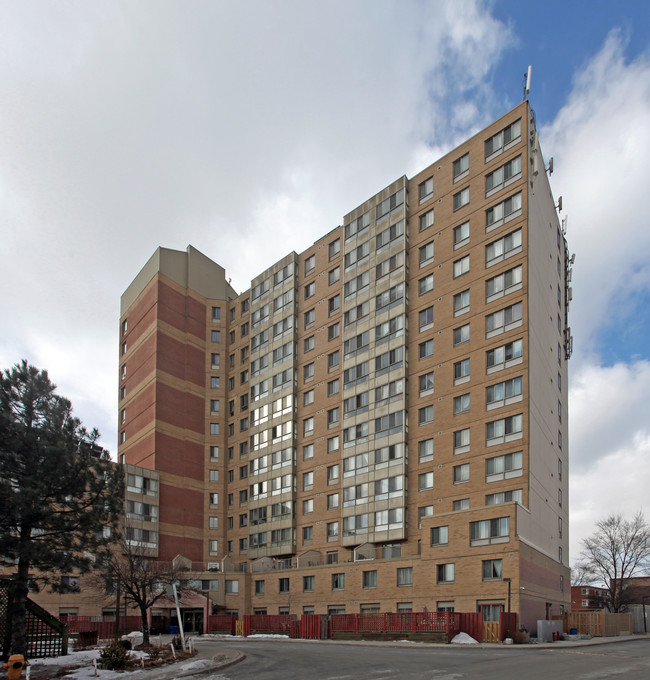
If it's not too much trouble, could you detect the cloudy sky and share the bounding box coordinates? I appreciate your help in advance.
[1,1,649,565]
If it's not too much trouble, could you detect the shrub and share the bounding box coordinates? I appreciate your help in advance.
[99,639,130,670]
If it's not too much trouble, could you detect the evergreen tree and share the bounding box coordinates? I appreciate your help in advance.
[0,360,124,655]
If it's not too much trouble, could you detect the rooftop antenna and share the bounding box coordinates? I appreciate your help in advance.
[523,65,532,100]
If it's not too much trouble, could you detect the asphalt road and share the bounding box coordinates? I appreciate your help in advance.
[194,637,650,680]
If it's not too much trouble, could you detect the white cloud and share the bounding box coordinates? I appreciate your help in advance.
[542,31,650,559]
[541,30,650,366]
[0,1,512,448]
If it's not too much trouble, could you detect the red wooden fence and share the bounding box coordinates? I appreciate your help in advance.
[208,614,237,634]
[330,612,460,637]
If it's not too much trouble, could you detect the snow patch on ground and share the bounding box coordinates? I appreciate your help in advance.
[450,632,479,644]
[246,633,290,639]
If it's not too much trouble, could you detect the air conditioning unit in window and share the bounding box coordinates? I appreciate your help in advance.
[207,563,220,572]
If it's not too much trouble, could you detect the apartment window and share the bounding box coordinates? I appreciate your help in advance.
[344,331,369,358]
[304,255,315,275]
[329,267,340,285]
[332,573,345,590]
[418,438,434,462]
[453,498,469,511]
[327,521,339,541]
[327,464,339,484]
[485,118,522,159]
[558,430,563,449]
[418,506,434,528]
[302,575,315,592]
[437,563,454,583]
[486,489,522,505]
[375,348,403,373]
[305,282,315,299]
[344,301,370,327]
[453,187,469,211]
[327,407,339,426]
[418,177,433,202]
[304,309,315,328]
[303,499,313,515]
[376,252,404,279]
[343,361,369,387]
[303,417,314,436]
[419,274,434,295]
[345,271,370,298]
[210,446,219,460]
[454,428,470,454]
[418,472,434,490]
[345,211,370,240]
[453,324,470,346]
[419,306,434,331]
[255,580,265,595]
[279,578,290,593]
[486,301,523,338]
[453,221,470,249]
[470,517,510,545]
[486,376,523,408]
[419,339,434,359]
[209,493,219,506]
[328,351,340,371]
[376,220,404,249]
[453,289,470,316]
[343,392,369,418]
[454,358,470,385]
[303,526,313,544]
[329,238,341,260]
[419,209,434,232]
[210,423,220,436]
[453,394,470,415]
[343,452,369,477]
[328,295,340,316]
[419,371,434,396]
[375,189,404,220]
[486,338,523,373]
[211,353,221,368]
[486,415,523,445]
[431,526,448,546]
[362,570,377,589]
[240,417,249,432]
[304,336,315,353]
[397,567,413,587]
[327,436,339,453]
[419,405,433,425]
[453,153,469,181]
[303,444,314,460]
[209,469,219,483]
[327,493,339,509]
[453,255,470,278]
[328,379,339,397]
[486,228,522,267]
[375,283,404,312]
[328,322,340,341]
[344,241,370,269]
[486,155,522,195]
[304,362,314,381]
[482,559,503,580]
[486,192,522,231]
[212,306,221,321]
[453,463,470,484]
[303,390,314,406]
[486,265,523,301]
[419,241,434,268]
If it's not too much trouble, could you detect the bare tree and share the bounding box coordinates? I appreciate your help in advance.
[570,564,597,587]
[99,539,182,645]
[575,512,650,612]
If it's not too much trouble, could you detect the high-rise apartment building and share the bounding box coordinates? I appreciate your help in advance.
[118,101,572,631]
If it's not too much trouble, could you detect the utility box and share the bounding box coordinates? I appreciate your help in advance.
[537,620,563,642]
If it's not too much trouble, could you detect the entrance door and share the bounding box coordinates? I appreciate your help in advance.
[182,610,204,634]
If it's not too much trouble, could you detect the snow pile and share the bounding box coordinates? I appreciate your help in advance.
[450,632,479,644]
